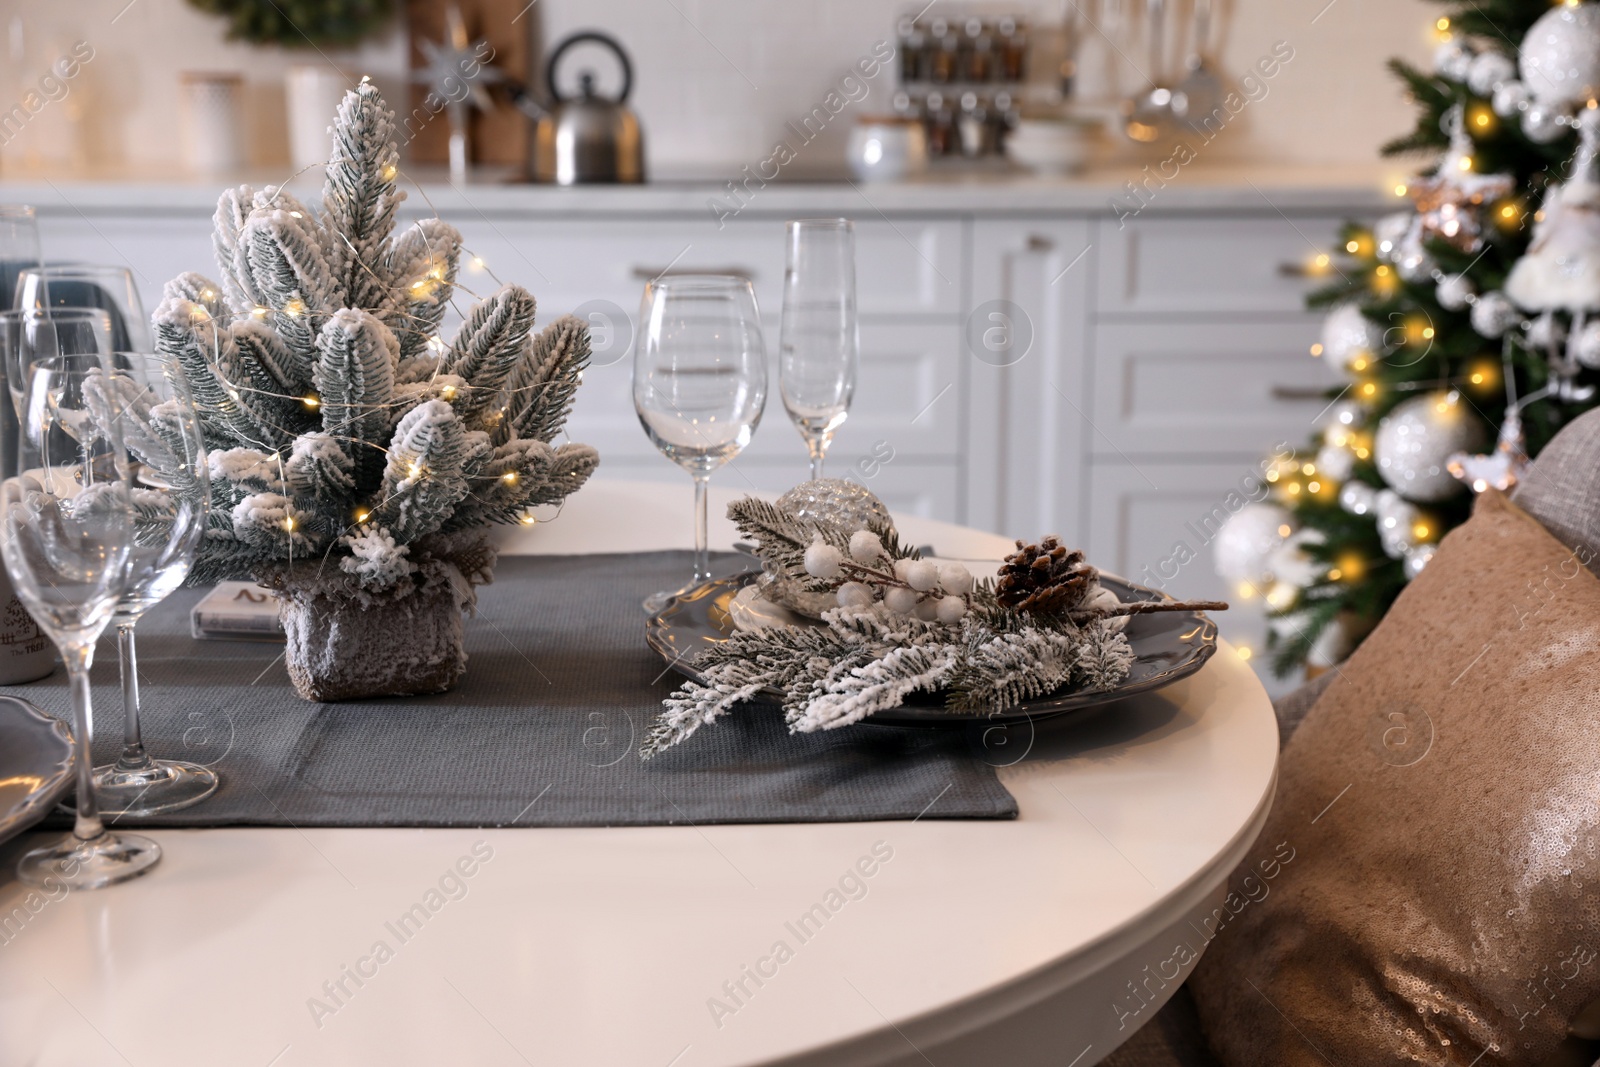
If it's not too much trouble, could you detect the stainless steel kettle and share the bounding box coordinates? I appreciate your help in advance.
[512,31,645,185]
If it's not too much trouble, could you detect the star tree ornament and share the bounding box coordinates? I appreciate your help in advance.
[1373,391,1488,502]
[410,4,505,184]
[1448,404,1530,494]
[1408,107,1514,255]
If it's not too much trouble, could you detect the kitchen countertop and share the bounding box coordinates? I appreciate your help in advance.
[1,162,1398,217]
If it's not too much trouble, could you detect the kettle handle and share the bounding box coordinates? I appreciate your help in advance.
[546,31,634,105]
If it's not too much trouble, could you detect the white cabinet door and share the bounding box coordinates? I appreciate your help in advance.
[1096,214,1350,317]
[1085,459,1303,699]
[967,219,1095,541]
[36,213,215,315]
[1089,319,1342,457]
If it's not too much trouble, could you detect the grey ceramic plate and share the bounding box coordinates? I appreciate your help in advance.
[0,696,73,844]
[647,573,1218,726]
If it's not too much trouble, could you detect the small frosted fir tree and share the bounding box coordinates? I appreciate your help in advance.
[156,80,599,699]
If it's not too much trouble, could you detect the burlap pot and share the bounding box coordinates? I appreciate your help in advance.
[259,535,495,702]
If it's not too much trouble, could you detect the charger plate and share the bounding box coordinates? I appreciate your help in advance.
[0,695,73,844]
[647,573,1218,726]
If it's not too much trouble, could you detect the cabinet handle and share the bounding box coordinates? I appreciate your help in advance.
[632,266,757,282]
[1271,384,1332,401]
[1276,262,1326,278]
[1026,234,1055,252]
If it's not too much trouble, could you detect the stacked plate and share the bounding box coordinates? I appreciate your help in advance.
[1006,116,1104,176]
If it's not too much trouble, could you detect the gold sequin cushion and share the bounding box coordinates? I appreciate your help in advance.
[1189,489,1600,1066]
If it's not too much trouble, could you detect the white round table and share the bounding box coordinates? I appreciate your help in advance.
[0,480,1279,1067]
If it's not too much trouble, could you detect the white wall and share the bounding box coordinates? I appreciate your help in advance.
[0,0,1435,176]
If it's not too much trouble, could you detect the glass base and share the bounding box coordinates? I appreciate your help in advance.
[17,830,162,890]
[644,580,708,614]
[92,760,219,817]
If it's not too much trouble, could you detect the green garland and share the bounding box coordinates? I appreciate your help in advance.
[1267,0,1598,674]
[187,0,396,48]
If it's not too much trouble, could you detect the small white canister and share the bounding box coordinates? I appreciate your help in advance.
[182,72,245,176]
[286,65,350,172]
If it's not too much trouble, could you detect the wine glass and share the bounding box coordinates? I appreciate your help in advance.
[16,264,151,353]
[779,219,858,482]
[0,205,42,312]
[1,307,114,419]
[634,275,768,612]
[91,351,215,816]
[4,352,156,890]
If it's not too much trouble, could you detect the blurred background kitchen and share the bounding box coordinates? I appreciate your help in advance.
[0,0,1440,687]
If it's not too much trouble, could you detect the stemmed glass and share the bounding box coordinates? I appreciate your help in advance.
[2,308,114,418]
[91,351,214,816]
[4,352,156,889]
[779,219,858,482]
[0,206,42,312]
[15,264,151,353]
[634,274,768,612]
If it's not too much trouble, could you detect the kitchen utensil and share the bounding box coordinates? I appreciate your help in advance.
[847,116,929,181]
[1123,0,1174,142]
[509,31,645,185]
[1172,0,1226,129]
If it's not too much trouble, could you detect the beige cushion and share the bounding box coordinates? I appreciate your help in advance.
[1189,490,1600,1065]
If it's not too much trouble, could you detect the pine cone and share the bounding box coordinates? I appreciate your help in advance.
[995,536,1097,614]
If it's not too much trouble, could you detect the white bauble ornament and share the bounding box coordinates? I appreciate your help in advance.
[1320,303,1385,369]
[1470,290,1521,337]
[1213,503,1294,584]
[935,596,967,624]
[836,581,875,609]
[804,540,843,579]
[1374,393,1488,502]
[1404,543,1438,579]
[1522,102,1569,143]
[1433,40,1475,81]
[937,563,974,596]
[1492,79,1531,117]
[1340,481,1377,516]
[1520,1,1600,109]
[1374,211,1413,261]
[1436,273,1474,311]
[1318,398,1368,432]
[1526,309,1568,348]
[1468,51,1517,96]
[883,586,919,615]
[1575,320,1600,368]
[1374,489,1425,559]
[903,559,940,591]
[1315,443,1356,482]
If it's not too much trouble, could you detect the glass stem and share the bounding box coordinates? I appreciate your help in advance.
[693,473,711,584]
[115,622,152,773]
[805,433,831,483]
[64,645,104,844]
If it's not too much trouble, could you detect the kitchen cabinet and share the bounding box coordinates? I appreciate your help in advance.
[20,173,1384,673]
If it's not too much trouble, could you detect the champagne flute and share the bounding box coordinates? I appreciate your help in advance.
[0,205,42,313]
[91,351,215,816]
[779,219,858,482]
[4,352,155,890]
[634,275,768,612]
[16,264,151,353]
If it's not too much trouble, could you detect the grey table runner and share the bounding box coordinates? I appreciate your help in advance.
[13,552,1016,828]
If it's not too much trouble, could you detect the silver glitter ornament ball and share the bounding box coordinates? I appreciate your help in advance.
[1522,102,1569,144]
[1575,320,1600,369]
[1374,489,1425,559]
[1468,51,1517,96]
[1320,303,1386,370]
[1520,1,1600,109]
[1470,290,1521,337]
[1436,273,1474,311]
[1213,503,1294,585]
[1340,481,1377,516]
[1375,393,1488,502]
[776,479,893,533]
[1404,543,1438,580]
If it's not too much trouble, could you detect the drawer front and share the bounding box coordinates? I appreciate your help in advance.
[1084,459,1301,699]
[434,215,962,325]
[592,458,961,521]
[1096,214,1347,316]
[1089,320,1340,457]
[564,320,964,466]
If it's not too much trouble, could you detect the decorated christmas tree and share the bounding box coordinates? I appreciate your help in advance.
[151,79,599,700]
[1219,0,1600,673]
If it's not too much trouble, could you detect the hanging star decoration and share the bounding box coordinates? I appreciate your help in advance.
[1409,106,1514,252]
[1448,405,1530,493]
[410,4,503,120]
